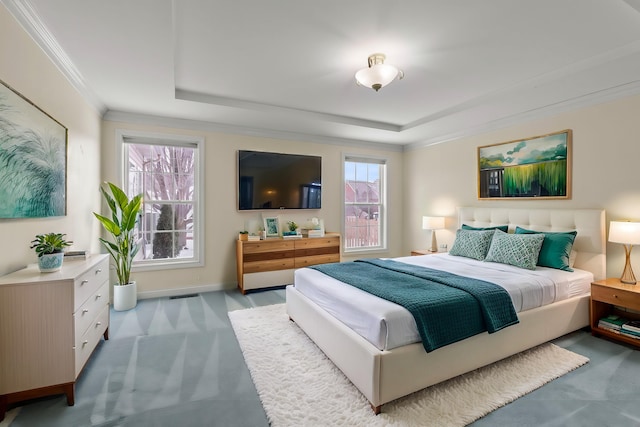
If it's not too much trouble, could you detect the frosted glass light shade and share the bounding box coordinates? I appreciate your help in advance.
[355,53,404,92]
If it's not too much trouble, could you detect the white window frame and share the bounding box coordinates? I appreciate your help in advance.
[116,129,205,271]
[342,154,388,254]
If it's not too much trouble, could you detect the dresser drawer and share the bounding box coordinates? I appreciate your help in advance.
[74,281,109,340]
[243,240,294,254]
[244,258,295,274]
[75,304,109,376]
[74,258,109,311]
[591,284,640,311]
[295,236,339,249]
[294,254,340,268]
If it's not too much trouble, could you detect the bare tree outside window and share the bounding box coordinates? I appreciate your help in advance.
[125,141,197,264]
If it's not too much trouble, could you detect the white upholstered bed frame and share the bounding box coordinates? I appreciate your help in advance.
[285,207,605,413]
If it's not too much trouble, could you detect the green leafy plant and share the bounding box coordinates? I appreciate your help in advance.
[287,221,298,232]
[30,233,72,257]
[239,230,249,234]
[93,182,143,286]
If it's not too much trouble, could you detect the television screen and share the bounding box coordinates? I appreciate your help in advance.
[238,150,322,210]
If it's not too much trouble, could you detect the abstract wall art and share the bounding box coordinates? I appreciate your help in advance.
[0,79,67,218]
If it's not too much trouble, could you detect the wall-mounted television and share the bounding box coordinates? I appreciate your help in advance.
[238,150,322,210]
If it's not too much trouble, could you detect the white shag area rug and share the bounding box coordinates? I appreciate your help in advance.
[229,304,589,427]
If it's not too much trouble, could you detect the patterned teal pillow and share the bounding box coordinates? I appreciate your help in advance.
[484,229,545,270]
[461,224,509,233]
[449,229,495,261]
[515,226,577,271]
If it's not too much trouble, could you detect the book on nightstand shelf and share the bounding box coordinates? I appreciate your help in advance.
[597,314,627,333]
[621,320,640,339]
[598,315,640,339]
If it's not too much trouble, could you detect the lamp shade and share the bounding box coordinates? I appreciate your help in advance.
[355,53,404,92]
[609,221,640,245]
[422,216,445,230]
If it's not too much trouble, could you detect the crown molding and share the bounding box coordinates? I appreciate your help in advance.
[175,89,402,132]
[405,79,640,151]
[103,110,405,152]
[2,0,106,114]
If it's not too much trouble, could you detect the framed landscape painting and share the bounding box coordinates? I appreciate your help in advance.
[0,79,67,218]
[478,129,571,200]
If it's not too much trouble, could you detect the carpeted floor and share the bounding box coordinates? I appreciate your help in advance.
[3,288,640,426]
[229,304,589,426]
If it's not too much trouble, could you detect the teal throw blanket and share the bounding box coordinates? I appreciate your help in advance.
[309,258,519,352]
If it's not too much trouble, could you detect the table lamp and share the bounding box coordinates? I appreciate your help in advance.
[422,216,445,253]
[608,220,640,284]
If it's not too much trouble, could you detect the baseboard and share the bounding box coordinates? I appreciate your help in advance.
[137,283,235,300]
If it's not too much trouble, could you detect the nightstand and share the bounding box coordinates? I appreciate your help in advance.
[590,278,640,348]
[411,249,438,256]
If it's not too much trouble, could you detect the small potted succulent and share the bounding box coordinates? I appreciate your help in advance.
[30,232,73,272]
[238,230,249,241]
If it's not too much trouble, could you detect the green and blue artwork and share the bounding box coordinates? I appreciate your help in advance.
[0,79,67,218]
[478,130,571,199]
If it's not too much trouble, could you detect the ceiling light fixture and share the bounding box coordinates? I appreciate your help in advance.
[355,53,404,92]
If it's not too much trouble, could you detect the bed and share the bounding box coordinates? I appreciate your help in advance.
[285,207,605,414]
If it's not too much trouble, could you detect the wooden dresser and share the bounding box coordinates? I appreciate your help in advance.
[236,233,340,293]
[0,254,110,420]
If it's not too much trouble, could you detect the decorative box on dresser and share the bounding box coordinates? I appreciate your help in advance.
[590,278,640,348]
[0,254,110,421]
[236,233,340,293]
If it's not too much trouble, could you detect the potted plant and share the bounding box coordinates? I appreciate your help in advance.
[30,232,73,272]
[238,230,249,241]
[93,182,143,311]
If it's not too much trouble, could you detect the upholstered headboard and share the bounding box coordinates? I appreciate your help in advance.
[458,207,606,280]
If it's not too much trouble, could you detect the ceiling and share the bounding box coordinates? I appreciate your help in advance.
[6,0,640,148]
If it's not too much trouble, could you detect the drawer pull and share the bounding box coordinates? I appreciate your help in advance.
[82,340,88,347]
[82,309,89,314]
[81,279,89,286]
[614,294,618,298]
[95,322,102,327]
[96,294,102,299]
[95,268,102,274]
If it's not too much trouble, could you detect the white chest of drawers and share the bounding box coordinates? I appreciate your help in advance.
[0,254,110,420]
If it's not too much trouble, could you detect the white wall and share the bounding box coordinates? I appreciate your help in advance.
[101,119,404,295]
[0,5,102,277]
[404,94,640,279]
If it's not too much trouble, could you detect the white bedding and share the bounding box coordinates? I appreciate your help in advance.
[293,253,593,351]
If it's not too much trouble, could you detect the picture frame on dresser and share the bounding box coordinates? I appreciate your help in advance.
[264,216,280,237]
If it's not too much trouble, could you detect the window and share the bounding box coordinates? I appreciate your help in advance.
[343,156,386,252]
[119,131,204,269]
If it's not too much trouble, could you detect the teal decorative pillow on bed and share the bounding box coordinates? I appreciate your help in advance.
[461,224,508,233]
[515,226,577,271]
[449,229,495,260]
[484,229,545,270]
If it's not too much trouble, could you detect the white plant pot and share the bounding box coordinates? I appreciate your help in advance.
[113,281,137,311]
[38,252,64,273]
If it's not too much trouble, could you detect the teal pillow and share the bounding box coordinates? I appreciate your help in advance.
[449,229,495,261]
[484,230,545,270]
[461,224,509,233]
[515,226,577,271]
